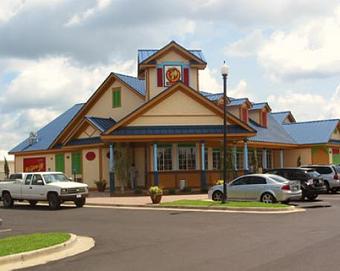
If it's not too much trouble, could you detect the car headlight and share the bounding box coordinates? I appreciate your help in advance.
[61,188,68,194]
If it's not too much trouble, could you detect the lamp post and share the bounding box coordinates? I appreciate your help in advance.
[221,61,229,203]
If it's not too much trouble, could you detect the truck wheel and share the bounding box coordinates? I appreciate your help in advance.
[48,193,61,210]
[74,198,86,208]
[29,200,38,207]
[2,192,13,208]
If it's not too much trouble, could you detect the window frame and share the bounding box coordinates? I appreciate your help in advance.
[178,144,196,170]
[112,87,122,108]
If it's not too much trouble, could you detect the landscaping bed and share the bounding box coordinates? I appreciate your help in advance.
[160,200,290,209]
[0,232,70,257]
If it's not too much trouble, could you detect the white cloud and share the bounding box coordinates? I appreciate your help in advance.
[228,80,255,100]
[199,67,220,92]
[224,30,264,57]
[0,0,25,23]
[258,6,340,81]
[0,56,135,154]
[267,85,340,121]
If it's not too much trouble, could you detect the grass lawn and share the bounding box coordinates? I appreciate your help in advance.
[0,232,70,257]
[160,199,289,208]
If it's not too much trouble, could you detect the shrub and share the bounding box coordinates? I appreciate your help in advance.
[149,186,163,195]
[182,187,192,193]
[216,180,224,185]
[134,187,143,194]
[167,188,176,195]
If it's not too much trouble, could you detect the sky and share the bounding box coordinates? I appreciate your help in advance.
[1,0,340,160]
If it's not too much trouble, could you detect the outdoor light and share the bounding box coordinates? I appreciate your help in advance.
[221,62,229,76]
[221,61,228,203]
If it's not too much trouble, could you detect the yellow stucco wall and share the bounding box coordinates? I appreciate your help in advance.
[64,152,72,177]
[331,128,340,140]
[78,125,101,139]
[15,154,55,173]
[312,147,330,164]
[249,110,260,124]
[284,148,312,167]
[82,148,99,187]
[228,107,240,119]
[129,90,223,126]
[87,80,144,121]
[147,50,199,99]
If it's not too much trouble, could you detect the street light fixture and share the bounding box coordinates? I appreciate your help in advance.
[221,61,229,203]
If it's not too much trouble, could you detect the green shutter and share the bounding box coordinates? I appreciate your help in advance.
[112,88,121,108]
[55,153,65,172]
[72,152,82,174]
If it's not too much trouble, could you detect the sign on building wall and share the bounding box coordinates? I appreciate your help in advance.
[23,157,46,172]
[164,65,181,86]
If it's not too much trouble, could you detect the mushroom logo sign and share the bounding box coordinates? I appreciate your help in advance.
[164,65,181,86]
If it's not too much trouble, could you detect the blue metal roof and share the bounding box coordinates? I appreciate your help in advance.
[111,125,249,136]
[85,116,116,132]
[138,49,206,64]
[10,104,84,153]
[283,119,339,144]
[114,73,146,96]
[251,102,268,110]
[271,112,292,124]
[201,91,248,106]
[249,114,296,144]
[67,137,102,146]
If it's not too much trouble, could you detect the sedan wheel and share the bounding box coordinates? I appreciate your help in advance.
[261,193,276,204]
[212,191,223,201]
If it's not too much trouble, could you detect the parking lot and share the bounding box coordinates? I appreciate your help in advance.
[0,194,340,271]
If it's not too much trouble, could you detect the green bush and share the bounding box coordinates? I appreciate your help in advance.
[182,187,192,193]
[167,188,177,195]
[134,187,143,194]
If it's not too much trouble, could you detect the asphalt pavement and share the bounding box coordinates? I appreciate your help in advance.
[1,194,340,271]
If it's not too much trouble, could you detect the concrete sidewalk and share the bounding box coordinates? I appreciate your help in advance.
[86,193,207,206]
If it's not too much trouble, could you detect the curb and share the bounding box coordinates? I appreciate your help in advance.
[85,203,302,213]
[0,233,77,266]
[0,219,2,226]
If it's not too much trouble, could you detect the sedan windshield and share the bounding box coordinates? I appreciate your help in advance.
[43,174,69,184]
[268,175,288,183]
[306,171,320,178]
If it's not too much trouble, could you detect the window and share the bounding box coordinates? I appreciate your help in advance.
[112,87,121,108]
[245,176,266,185]
[231,177,247,186]
[178,144,196,170]
[262,111,268,127]
[25,174,32,185]
[236,150,243,169]
[241,108,248,123]
[72,152,82,174]
[204,148,208,170]
[55,153,64,172]
[157,145,172,171]
[212,148,221,170]
[31,174,43,185]
[266,150,272,169]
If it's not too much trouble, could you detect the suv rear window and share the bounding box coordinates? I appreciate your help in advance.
[309,167,332,174]
[9,174,22,180]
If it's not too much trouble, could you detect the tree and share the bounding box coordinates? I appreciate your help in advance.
[4,157,10,179]
[114,143,132,193]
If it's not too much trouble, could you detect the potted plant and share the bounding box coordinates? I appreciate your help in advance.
[149,186,163,204]
[95,179,107,192]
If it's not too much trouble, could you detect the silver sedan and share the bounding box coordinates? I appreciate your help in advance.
[208,174,302,203]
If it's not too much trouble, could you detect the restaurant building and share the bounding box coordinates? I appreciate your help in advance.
[9,41,340,190]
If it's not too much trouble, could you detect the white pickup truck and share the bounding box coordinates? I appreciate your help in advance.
[0,172,88,210]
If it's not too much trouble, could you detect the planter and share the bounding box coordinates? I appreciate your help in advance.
[96,183,106,192]
[150,194,162,204]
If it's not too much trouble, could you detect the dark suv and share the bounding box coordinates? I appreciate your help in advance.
[265,168,326,201]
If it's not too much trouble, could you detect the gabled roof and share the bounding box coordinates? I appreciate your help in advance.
[103,81,256,136]
[201,91,251,107]
[85,116,116,132]
[9,104,83,153]
[249,114,296,145]
[114,73,146,96]
[283,119,340,144]
[110,125,249,136]
[271,111,296,124]
[138,49,206,64]
[50,72,145,148]
[251,102,272,111]
[138,41,206,70]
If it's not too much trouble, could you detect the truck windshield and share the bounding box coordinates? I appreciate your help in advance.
[43,174,69,184]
